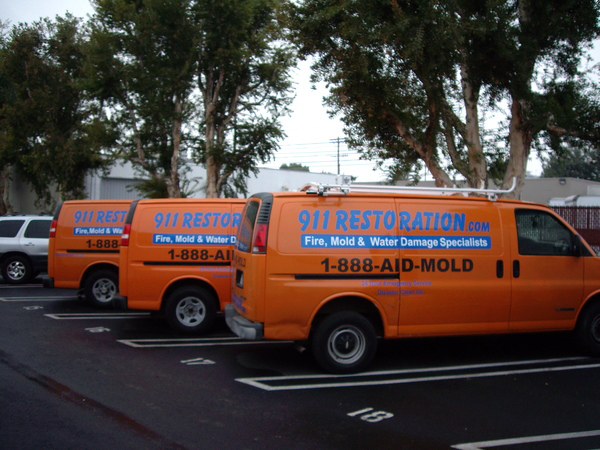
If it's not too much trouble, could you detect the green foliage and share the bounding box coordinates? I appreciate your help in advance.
[192,0,296,197]
[542,147,600,181]
[280,162,310,172]
[87,0,200,197]
[133,176,170,199]
[291,0,600,193]
[88,0,296,198]
[0,16,113,208]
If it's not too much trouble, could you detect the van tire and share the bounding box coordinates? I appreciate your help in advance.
[2,255,32,284]
[84,269,118,308]
[311,311,377,374]
[165,286,217,334]
[576,302,600,356]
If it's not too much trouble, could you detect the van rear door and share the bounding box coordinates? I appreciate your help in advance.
[233,195,270,323]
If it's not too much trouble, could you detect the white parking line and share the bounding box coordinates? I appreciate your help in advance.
[118,337,292,348]
[45,312,151,320]
[236,357,600,391]
[452,429,600,449]
[0,296,76,302]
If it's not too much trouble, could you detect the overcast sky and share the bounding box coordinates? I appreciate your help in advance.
[4,2,598,182]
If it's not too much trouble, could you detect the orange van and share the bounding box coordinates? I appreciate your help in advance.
[44,200,132,307]
[226,183,600,373]
[118,198,245,333]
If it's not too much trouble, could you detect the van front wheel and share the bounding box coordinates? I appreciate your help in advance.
[165,286,217,334]
[312,312,377,374]
[576,302,600,356]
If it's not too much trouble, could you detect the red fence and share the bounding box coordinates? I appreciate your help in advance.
[552,206,600,253]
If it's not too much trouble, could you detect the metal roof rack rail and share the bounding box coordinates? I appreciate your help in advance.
[300,178,517,201]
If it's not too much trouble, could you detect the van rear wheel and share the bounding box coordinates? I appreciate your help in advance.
[165,286,217,334]
[576,302,600,356]
[311,311,377,374]
[84,269,118,308]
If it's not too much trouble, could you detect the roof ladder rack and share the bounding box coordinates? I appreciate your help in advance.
[300,178,517,201]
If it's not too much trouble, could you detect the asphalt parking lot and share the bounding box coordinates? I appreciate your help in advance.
[2,279,600,449]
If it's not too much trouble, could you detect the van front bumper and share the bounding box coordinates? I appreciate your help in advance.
[42,275,54,288]
[225,304,264,340]
[112,294,128,310]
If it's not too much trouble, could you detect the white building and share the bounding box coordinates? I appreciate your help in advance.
[9,161,342,214]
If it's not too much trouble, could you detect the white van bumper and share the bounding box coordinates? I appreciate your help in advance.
[225,303,264,340]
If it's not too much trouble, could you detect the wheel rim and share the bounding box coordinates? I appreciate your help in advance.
[175,297,206,327]
[92,278,116,303]
[327,325,366,365]
[591,314,600,344]
[7,261,26,281]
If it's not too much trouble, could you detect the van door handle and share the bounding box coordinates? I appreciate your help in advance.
[513,260,520,278]
[496,260,504,278]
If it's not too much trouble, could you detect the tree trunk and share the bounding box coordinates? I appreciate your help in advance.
[502,97,532,199]
[0,166,11,215]
[393,118,454,188]
[167,99,183,198]
[461,62,486,189]
[205,154,220,198]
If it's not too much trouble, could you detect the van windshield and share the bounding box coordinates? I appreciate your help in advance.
[237,200,260,253]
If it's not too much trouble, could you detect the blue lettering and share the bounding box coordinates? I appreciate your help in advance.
[349,210,361,230]
[454,213,466,231]
[361,211,372,230]
[441,212,452,231]
[182,213,192,228]
[383,211,396,230]
[372,210,383,229]
[399,211,411,232]
[193,212,203,227]
[233,213,241,228]
[97,211,105,223]
[336,210,348,231]
[424,211,434,229]
[413,212,424,231]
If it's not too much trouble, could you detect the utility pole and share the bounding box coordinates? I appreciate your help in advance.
[331,137,342,175]
[337,137,340,174]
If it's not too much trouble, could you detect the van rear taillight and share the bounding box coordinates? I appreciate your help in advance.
[49,220,57,238]
[121,223,131,246]
[253,223,268,253]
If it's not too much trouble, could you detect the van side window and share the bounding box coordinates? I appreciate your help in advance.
[515,209,574,256]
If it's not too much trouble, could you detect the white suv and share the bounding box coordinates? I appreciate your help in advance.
[0,215,52,284]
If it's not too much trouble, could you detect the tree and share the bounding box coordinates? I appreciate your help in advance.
[542,147,600,181]
[537,77,600,181]
[87,0,199,198]
[280,162,310,171]
[87,0,295,199]
[292,0,600,197]
[194,0,295,198]
[0,16,112,212]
